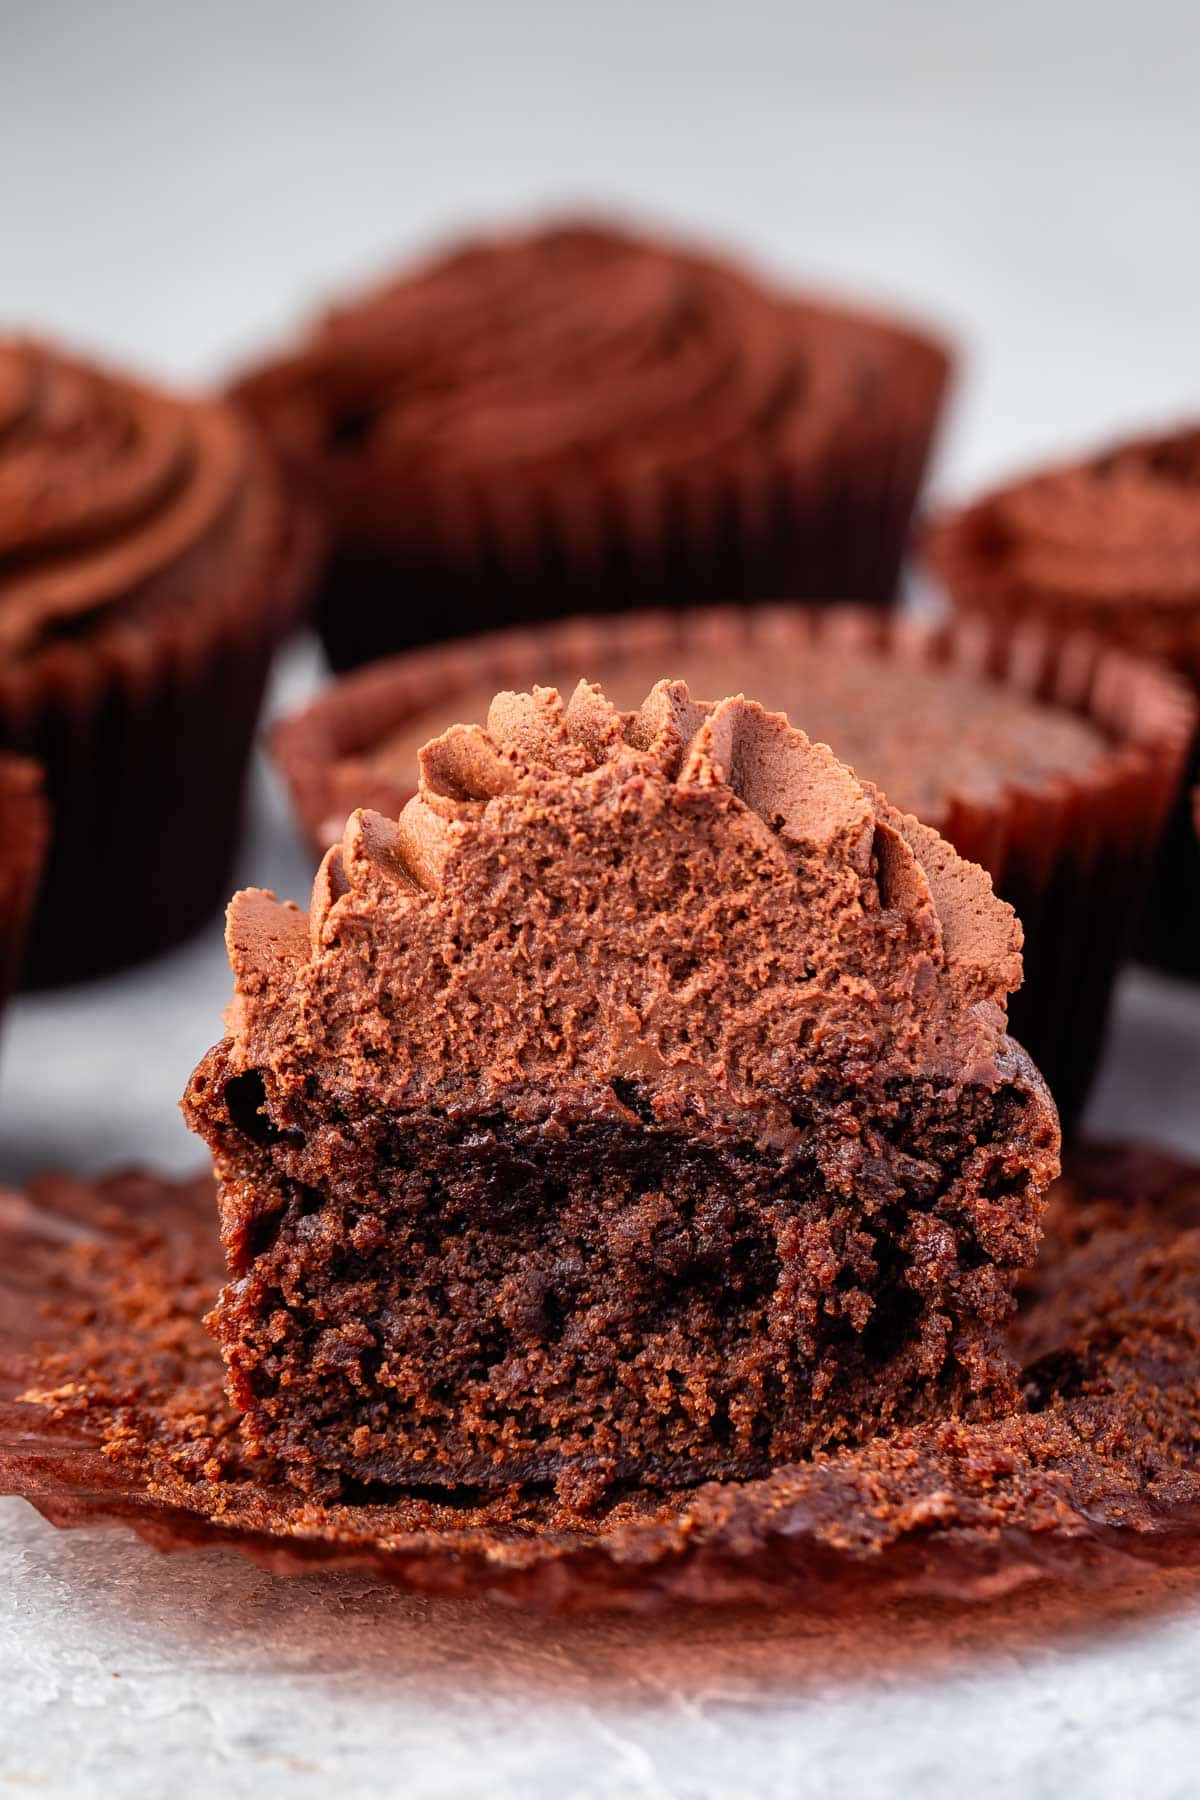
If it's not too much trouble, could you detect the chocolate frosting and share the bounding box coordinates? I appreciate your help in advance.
[225,681,1027,1134]
[366,637,1111,831]
[928,427,1200,667]
[0,337,289,660]
[234,219,948,527]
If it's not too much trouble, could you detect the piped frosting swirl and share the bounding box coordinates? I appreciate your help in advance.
[235,219,948,509]
[0,337,290,660]
[928,426,1200,670]
[225,681,1027,1128]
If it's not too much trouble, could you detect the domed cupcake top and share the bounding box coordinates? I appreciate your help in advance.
[0,337,289,660]
[225,680,1026,1129]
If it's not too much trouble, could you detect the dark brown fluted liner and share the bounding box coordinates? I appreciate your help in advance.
[3,1149,1200,1614]
[0,755,47,1016]
[0,339,324,983]
[272,605,1195,1126]
[925,425,1200,975]
[234,219,951,671]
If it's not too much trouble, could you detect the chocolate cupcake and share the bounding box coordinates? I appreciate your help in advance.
[189,681,1058,1501]
[0,337,322,983]
[0,754,47,1020]
[234,218,951,672]
[925,425,1200,974]
[272,606,1195,1126]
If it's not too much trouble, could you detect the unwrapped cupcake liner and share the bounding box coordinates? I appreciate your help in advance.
[0,506,321,986]
[273,604,1195,1126]
[3,1151,1200,1615]
[0,755,48,1015]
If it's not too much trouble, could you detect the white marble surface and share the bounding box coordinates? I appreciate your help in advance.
[4,1497,1200,1800]
[5,2,1200,1792]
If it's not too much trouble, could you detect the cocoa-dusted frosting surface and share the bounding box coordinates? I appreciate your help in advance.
[370,642,1110,829]
[234,218,947,511]
[0,337,291,660]
[226,680,1026,1133]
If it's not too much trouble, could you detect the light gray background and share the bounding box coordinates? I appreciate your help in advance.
[3,3,1200,1794]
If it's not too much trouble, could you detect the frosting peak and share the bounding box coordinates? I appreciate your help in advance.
[224,682,1024,1127]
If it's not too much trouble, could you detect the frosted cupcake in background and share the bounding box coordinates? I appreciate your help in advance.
[0,337,323,983]
[234,216,952,671]
[926,425,1200,976]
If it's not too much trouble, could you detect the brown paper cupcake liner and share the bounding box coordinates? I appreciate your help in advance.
[272,604,1195,1126]
[233,221,951,674]
[1132,738,1200,978]
[925,464,1200,979]
[0,505,322,985]
[3,1147,1200,1615]
[311,388,947,673]
[924,478,1200,684]
[0,754,48,1014]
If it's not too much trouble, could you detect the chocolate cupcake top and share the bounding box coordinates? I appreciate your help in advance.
[234,218,950,529]
[227,680,1027,1136]
[0,337,302,663]
[926,426,1200,669]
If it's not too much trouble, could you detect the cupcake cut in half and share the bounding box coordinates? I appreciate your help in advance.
[0,337,323,983]
[6,1145,1200,1608]
[234,216,951,671]
[272,607,1195,1126]
[925,424,1200,976]
[185,680,1059,1503]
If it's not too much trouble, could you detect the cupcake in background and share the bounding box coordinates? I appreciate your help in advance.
[234,216,952,672]
[271,605,1195,1128]
[0,338,323,985]
[925,425,1200,975]
[0,755,47,1022]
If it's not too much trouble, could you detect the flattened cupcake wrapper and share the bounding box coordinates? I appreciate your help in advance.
[3,1150,1200,1615]
[272,604,1195,1126]
[0,754,48,1010]
[0,505,322,985]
